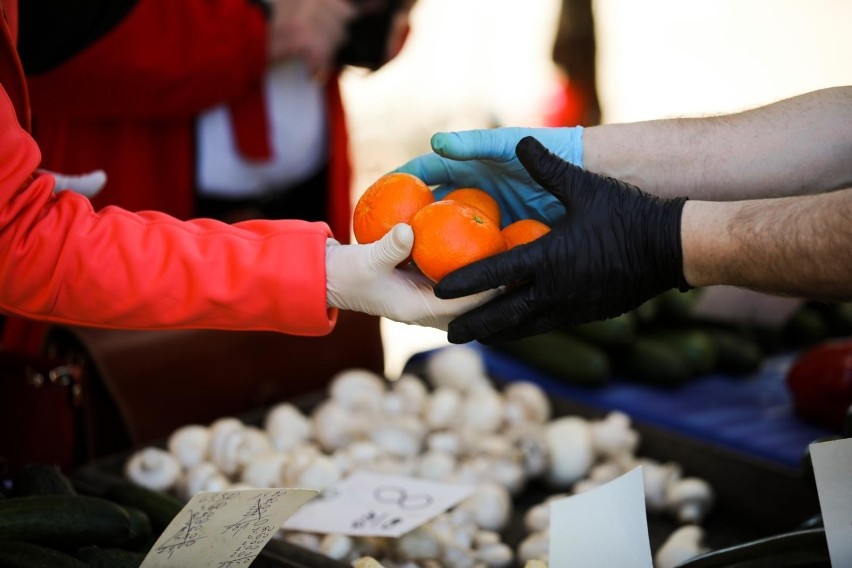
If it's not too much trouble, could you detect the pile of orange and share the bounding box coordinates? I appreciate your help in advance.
[353,173,552,282]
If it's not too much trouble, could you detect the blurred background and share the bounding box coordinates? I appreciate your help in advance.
[339,0,852,377]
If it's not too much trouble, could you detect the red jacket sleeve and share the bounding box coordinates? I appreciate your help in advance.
[27,0,269,119]
[0,86,336,335]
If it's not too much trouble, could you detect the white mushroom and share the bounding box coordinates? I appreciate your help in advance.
[506,424,550,478]
[393,374,429,414]
[167,425,210,469]
[371,416,426,458]
[517,532,549,564]
[241,451,289,488]
[207,418,246,477]
[181,462,229,498]
[425,345,490,393]
[265,403,312,451]
[283,531,322,553]
[665,477,714,524]
[523,503,550,533]
[503,382,551,424]
[125,447,182,492]
[395,526,443,560]
[417,450,457,481]
[320,533,354,561]
[427,431,464,456]
[589,412,639,459]
[425,388,463,430]
[234,426,273,469]
[457,482,512,532]
[334,441,384,475]
[312,400,366,451]
[545,417,593,487]
[461,386,505,433]
[487,458,526,495]
[286,454,342,491]
[329,368,386,413]
[476,542,514,568]
[654,525,709,568]
[640,458,682,513]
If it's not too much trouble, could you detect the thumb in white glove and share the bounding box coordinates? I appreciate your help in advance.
[326,223,497,330]
[41,169,107,197]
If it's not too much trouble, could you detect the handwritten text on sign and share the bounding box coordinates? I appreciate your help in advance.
[140,488,318,568]
[284,471,475,538]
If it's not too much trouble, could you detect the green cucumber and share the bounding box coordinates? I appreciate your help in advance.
[704,328,763,375]
[493,331,611,386]
[0,495,131,550]
[123,506,153,550]
[649,329,718,377]
[76,546,147,568]
[0,540,87,568]
[104,480,183,534]
[655,288,703,323]
[619,336,693,386]
[9,463,77,498]
[567,313,636,349]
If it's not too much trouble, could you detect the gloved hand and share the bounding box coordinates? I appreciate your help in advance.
[41,169,107,197]
[435,137,690,344]
[395,126,583,227]
[326,223,496,330]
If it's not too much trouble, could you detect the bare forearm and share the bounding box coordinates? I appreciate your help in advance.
[584,86,852,200]
[681,188,852,300]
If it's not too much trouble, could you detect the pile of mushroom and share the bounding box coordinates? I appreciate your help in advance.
[123,344,715,568]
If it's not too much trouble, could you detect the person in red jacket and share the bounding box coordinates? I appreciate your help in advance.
[0,0,489,336]
[6,0,416,351]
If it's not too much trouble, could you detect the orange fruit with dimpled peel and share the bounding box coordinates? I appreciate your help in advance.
[502,218,551,250]
[353,172,435,244]
[411,200,507,282]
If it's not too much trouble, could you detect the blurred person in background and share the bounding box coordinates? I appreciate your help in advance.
[397,87,852,343]
[7,0,416,354]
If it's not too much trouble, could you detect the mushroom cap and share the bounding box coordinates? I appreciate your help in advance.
[461,386,505,433]
[329,368,387,412]
[425,345,489,392]
[124,447,182,492]
[167,425,210,469]
[241,451,289,487]
[425,388,463,430]
[393,374,429,414]
[545,417,593,487]
[265,403,312,450]
[654,525,708,568]
[504,382,551,424]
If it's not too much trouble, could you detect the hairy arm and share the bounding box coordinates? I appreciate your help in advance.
[584,86,852,200]
[682,187,852,300]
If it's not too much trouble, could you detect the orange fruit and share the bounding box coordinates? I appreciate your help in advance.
[353,172,435,244]
[443,188,502,227]
[411,200,507,282]
[502,219,551,249]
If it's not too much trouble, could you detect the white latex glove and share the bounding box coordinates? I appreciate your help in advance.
[326,224,497,330]
[41,169,107,197]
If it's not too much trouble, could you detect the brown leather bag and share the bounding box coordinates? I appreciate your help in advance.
[2,312,383,471]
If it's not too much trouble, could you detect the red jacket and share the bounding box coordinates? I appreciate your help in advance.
[25,0,353,237]
[0,0,337,335]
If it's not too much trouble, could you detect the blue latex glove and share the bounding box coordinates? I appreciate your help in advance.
[395,127,583,227]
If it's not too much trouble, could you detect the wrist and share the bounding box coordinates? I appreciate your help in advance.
[680,200,738,288]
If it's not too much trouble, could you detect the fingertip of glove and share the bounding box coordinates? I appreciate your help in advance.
[430,132,452,155]
[389,223,414,247]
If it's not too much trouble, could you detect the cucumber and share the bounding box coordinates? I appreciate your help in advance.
[104,480,183,534]
[632,297,660,326]
[123,505,154,550]
[0,540,87,568]
[619,336,693,386]
[9,463,77,498]
[567,313,636,349]
[492,331,611,386]
[76,546,147,568]
[649,329,718,377]
[655,288,703,323]
[704,328,763,375]
[782,306,829,349]
[0,495,131,550]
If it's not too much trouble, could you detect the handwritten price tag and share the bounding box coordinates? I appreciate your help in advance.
[140,488,318,568]
[283,471,475,538]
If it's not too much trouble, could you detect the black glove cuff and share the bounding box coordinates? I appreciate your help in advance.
[657,195,691,292]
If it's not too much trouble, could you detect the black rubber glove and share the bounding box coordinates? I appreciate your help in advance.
[435,136,690,344]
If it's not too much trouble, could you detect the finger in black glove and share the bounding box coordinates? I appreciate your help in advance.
[435,136,690,344]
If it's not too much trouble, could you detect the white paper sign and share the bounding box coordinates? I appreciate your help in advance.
[810,438,852,567]
[691,285,803,328]
[140,488,318,568]
[549,467,653,568]
[283,471,475,537]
